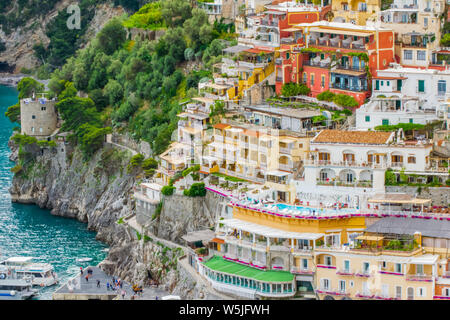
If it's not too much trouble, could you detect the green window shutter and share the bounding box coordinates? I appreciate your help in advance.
[418,80,425,92]
[375,80,380,90]
[382,119,389,126]
[365,116,370,122]
[409,118,413,124]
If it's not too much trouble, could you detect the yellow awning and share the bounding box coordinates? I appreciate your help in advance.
[368,198,431,205]
[356,235,384,241]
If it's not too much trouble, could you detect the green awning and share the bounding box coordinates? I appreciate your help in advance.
[202,256,294,283]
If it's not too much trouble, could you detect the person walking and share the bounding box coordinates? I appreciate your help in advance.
[80,267,83,275]
[85,275,89,282]
[106,282,110,291]
[119,280,123,289]
[121,290,126,300]
[97,280,100,288]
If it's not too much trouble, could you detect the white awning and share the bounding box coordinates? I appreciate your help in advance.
[221,218,324,240]
[266,170,290,177]
[409,255,439,265]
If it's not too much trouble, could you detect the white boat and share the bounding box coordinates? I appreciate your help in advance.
[161,295,181,300]
[76,258,93,263]
[0,266,37,300]
[0,257,58,287]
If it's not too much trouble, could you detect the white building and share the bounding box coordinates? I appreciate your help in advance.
[356,64,450,129]
[377,0,446,67]
[296,129,434,208]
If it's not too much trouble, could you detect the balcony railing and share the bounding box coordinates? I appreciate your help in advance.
[336,269,355,276]
[305,159,386,169]
[291,266,314,275]
[331,83,368,92]
[355,270,371,278]
[405,274,434,282]
[303,60,331,68]
[335,64,365,72]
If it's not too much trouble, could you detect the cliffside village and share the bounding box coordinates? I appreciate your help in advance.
[19,0,450,300]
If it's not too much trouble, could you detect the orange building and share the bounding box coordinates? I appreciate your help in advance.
[275,21,395,106]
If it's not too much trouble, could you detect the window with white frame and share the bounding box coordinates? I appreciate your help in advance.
[416,264,424,275]
[417,51,426,61]
[395,263,402,273]
[302,259,308,270]
[321,278,330,290]
[404,50,412,60]
[350,281,354,287]
[325,256,332,266]
[363,262,370,273]
[339,280,346,293]
[381,261,387,269]
[344,260,350,272]
[396,286,402,299]
[382,284,389,297]
[417,287,426,297]
[444,288,450,297]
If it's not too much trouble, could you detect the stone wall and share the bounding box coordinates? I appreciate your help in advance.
[111,132,152,157]
[386,186,450,206]
[154,190,226,244]
[20,99,58,137]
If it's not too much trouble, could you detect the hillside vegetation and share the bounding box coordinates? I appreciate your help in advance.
[8,0,236,159]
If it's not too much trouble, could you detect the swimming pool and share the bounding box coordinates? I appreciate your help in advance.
[274,203,356,215]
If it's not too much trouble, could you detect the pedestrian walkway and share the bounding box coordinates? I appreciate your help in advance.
[52,266,134,300]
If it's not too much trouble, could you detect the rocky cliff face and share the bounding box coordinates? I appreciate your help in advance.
[9,139,221,298]
[0,1,125,72]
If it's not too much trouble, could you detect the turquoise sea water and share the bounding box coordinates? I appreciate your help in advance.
[0,85,107,300]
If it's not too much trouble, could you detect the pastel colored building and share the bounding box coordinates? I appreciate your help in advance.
[201,121,312,202]
[331,0,380,25]
[377,0,446,67]
[355,64,450,129]
[274,21,395,105]
[238,1,329,48]
[298,129,441,208]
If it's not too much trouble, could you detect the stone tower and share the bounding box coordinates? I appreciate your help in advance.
[20,95,58,138]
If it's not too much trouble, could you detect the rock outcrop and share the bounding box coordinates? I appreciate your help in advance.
[8,139,221,299]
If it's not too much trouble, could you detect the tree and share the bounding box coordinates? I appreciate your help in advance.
[183,8,210,50]
[440,33,450,47]
[104,79,124,107]
[161,0,192,28]
[58,81,77,100]
[76,124,112,159]
[89,89,109,112]
[17,77,44,99]
[56,97,102,131]
[96,18,127,55]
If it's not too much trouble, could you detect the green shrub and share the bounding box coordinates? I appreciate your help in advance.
[183,182,206,197]
[161,185,175,196]
[127,153,145,173]
[281,83,311,97]
[333,94,359,108]
[316,90,335,102]
[142,158,158,170]
[5,103,20,123]
[385,169,397,185]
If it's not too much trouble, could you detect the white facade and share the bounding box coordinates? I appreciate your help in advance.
[294,130,433,208]
[356,64,450,129]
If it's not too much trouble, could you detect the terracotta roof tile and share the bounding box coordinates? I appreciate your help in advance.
[213,123,231,130]
[312,130,393,145]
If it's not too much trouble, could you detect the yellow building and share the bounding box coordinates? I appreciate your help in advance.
[330,0,380,25]
[315,217,449,300]
[201,122,311,203]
